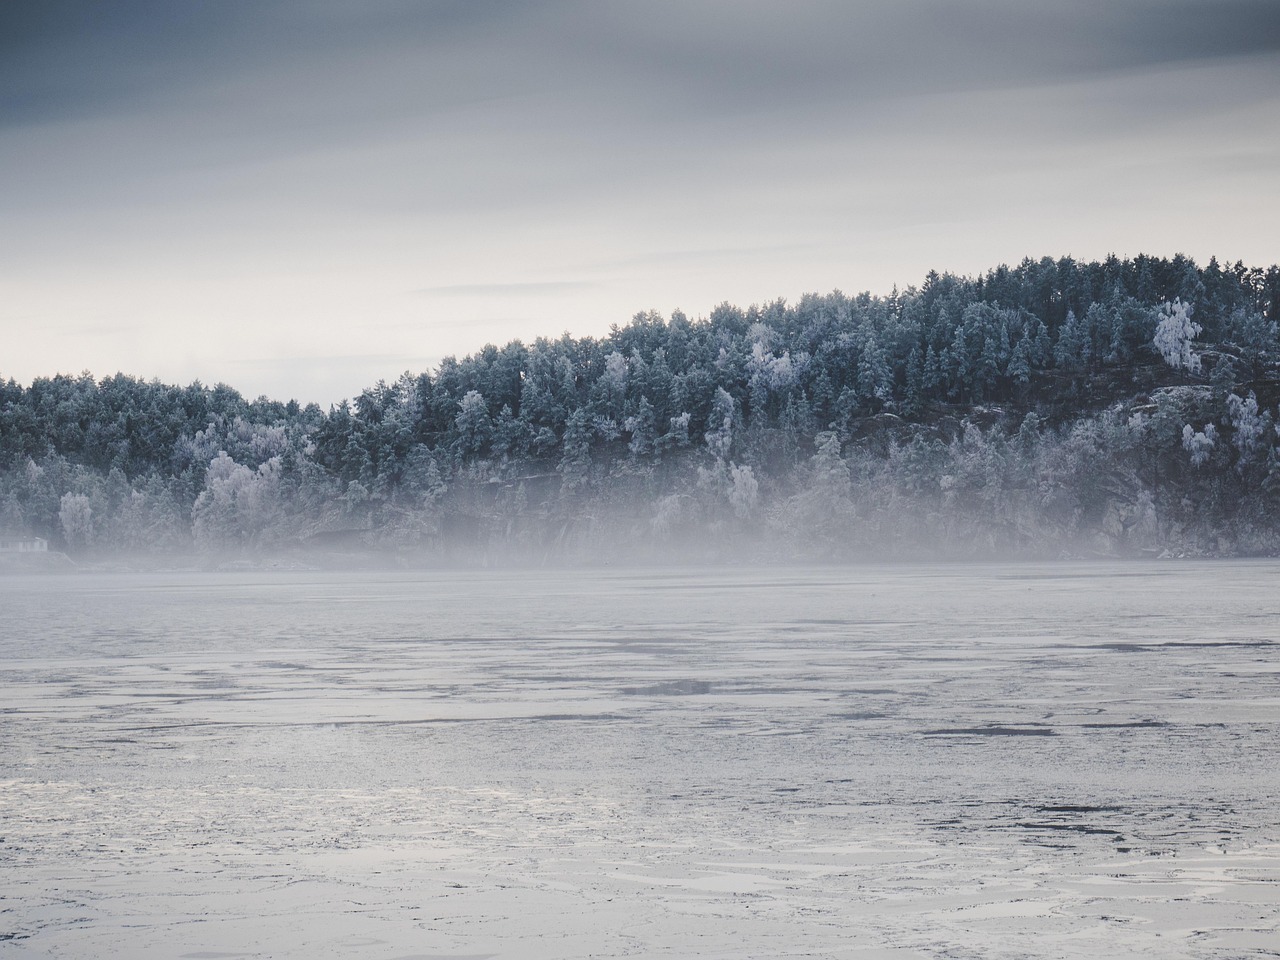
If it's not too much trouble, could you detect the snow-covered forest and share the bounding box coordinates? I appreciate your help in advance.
[4,254,1280,564]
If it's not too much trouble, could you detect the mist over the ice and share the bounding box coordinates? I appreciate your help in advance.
[3,255,1279,568]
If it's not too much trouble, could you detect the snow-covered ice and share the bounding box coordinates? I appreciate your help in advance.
[1,563,1277,958]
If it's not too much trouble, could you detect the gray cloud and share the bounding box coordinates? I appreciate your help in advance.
[581,242,827,271]
[5,1,1278,126]
[6,1,1275,204]
[568,1,1280,114]
[0,1,519,125]
[1,1,1277,404]
[3,3,1273,235]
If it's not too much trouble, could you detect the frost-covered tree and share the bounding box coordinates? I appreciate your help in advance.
[624,397,657,457]
[1182,423,1216,467]
[1054,309,1090,371]
[1007,333,1033,385]
[601,351,629,417]
[728,463,759,518]
[747,342,799,420]
[454,390,493,456]
[1154,299,1202,372]
[402,444,447,504]
[59,492,93,548]
[191,452,283,552]
[558,408,592,494]
[491,404,526,458]
[704,387,737,461]
[343,479,369,515]
[857,334,892,404]
[1226,392,1266,467]
[657,411,691,452]
[1017,411,1043,454]
[810,431,850,498]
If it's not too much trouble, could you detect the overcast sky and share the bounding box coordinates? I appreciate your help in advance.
[3,0,1278,404]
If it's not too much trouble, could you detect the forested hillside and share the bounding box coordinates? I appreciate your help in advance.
[4,254,1280,565]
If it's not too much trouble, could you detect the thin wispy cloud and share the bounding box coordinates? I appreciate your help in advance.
[412,282,596,297]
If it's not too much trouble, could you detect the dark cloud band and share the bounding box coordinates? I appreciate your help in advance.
[4,0,1278,128]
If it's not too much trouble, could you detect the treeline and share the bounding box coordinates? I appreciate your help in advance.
[4,253,1280,564]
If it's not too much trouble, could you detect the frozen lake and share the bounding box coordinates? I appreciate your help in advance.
[1,563,1278,959]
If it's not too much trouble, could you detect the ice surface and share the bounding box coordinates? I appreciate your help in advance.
[0,563,1277,958]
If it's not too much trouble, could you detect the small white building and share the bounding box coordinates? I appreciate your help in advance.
[0,535,48,553]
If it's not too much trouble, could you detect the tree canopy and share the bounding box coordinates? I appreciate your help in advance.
[4,254,1280,563]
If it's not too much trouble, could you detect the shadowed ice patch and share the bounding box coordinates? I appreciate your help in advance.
[923,725,1057,736]
[620,679,712,696]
